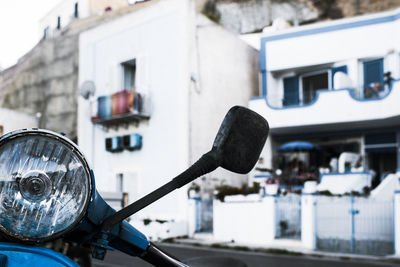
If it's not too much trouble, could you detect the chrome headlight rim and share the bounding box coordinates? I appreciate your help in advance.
[0,128,94,243]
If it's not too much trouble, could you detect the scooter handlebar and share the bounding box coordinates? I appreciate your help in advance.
[140,243,188,267]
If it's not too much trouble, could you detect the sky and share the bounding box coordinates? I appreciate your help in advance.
[0,0,63,70]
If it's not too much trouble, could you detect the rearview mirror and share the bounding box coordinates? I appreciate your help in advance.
[212,106,269,174]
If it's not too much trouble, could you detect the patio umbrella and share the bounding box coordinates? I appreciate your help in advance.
[278,141,319,152]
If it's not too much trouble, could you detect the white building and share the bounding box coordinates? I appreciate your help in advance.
[78,0,258,237]
[39,0,132,40]
[250,9,400,190]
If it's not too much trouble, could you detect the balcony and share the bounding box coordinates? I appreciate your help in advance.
[91,90,150,128]
[249,81,400,133]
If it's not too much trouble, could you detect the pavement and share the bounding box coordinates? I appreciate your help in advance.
[93,242,400,267]
[92,233,400,267]
[168,233,400,262]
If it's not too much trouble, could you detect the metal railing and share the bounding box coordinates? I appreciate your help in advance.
[275,84,394,109]
[195,198,213,233]
[316,195,394,255]
[275,194,301,239]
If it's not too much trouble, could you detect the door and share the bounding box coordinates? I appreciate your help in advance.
[283,76,299,106]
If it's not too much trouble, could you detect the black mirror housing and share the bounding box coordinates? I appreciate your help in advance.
[212,106,269,174]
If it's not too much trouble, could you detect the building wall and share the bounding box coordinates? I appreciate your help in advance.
[265,16,400,72]
[0,34,79,140]
[78,0,260,227]
[189,14,259,189]
[78,0,190,222]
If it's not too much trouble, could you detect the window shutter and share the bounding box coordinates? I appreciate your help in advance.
[283,76,299,106]
[363,58,384,87]
[135,55,147,92]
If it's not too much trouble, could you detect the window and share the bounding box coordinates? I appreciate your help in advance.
[363,58,383,87]
[363,58,384,98]
[43,26,49,40]
[301,71,329,104]
[282,66,347,106]
[283,76,299,106]
[57,16,61,30]
[122,59,136,91]
[74,3,79,18]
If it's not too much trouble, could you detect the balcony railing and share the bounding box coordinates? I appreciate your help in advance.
[281,84,392,109]
[91,90,150,127]
[249,80,400,130]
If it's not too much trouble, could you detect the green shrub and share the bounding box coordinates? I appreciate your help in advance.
[215,182,260,202]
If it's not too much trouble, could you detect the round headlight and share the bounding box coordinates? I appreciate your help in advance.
[0,129,92,242]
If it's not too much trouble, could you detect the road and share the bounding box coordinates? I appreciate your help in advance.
[93,243,399,267]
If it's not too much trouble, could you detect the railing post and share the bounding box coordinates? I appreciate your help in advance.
[394,190,400,255]
[187,197,199,237]
[396,131,400,172]
[349,195,356,253]
[263,193,277,243]
[301,193,317,250]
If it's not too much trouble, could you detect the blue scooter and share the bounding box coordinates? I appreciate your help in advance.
[0,106,268,267]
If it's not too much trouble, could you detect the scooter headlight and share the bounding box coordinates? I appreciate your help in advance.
[0,129,92,242]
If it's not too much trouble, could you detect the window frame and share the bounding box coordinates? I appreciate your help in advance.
[121,59,137,92]
[299,69,331,105]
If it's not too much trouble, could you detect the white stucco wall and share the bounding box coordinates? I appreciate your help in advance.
[213,195,276,245]
[189,14,259,188]
[264,10,400,72]
[0,108,38,135]
[78,0,190,222]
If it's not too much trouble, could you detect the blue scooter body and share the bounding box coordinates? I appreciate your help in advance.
[0,243,78,267]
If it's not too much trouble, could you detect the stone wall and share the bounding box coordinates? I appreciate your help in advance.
[202,0,319,34]
[200,0,400,34]
[0,34,79,140]
[319,0,400,19]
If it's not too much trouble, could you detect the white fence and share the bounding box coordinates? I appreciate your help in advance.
[196,185,400,256]
[316,196,394,255]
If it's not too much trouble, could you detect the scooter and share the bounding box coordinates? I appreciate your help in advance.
[0,106,269,267]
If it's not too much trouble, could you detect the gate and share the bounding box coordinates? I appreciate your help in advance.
[195,198,213,233]
[275,194,301,239]
[316,195,394,255]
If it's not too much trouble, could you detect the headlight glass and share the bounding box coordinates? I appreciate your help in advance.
[0,130,92,242]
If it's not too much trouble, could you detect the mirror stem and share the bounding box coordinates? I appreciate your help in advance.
[101,150,219,232]
[172,150,219,188]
